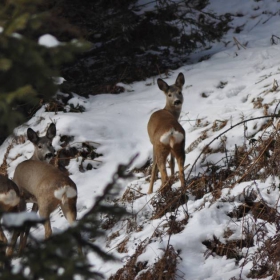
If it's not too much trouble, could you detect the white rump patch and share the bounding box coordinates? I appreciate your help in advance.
[54,186,77,204]
[160,128,184,148]
[0,190,20,207]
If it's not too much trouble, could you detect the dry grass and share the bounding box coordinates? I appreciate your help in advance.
[108,239,148,280]
[122,187,146,203]
[0,135,26,175]
[108,242,179,280]
[248,234,280,278]
[0,142,14,176]
[166,218,188,235]
[140,114,280,279]
[137,245,179,280]
[6,109,280,279]
[51,139,101,173]
[212,119,228,132]
[185,130,208,154]
[117,237,129,253]
[101,214,119,230]
[151,187,188,220]
[202,235,252,260]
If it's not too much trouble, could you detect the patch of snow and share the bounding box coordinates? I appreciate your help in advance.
[3,212,43,228]
[38,34,60,47]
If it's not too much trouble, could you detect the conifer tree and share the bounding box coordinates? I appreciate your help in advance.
[0,0,88,142]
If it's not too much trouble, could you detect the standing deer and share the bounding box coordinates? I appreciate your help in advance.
[147,72,186,194]
[13,123,78,241]
[0,175,23,256]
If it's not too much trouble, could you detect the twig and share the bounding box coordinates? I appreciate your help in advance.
[234,138,273,185]
[272,79,279,91]
[255,73,272,84]
[233,36,246,50]
[59,156,102,163]
[127,187,146,196]
[68,141,101,146]
[271,34,280,45]
[273,100,280,116]
[151,180,196,220]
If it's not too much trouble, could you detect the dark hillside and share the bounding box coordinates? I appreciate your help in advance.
[43,0,230,96]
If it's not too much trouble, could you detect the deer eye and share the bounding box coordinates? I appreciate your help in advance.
[179,92,182,95]
[38,145,42,149]
[168,94,171,97]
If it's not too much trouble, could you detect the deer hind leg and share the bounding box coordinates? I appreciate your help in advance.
[156,147,171,192]
[60,198,83,255]
[0,227,8,257]
[6,230,20,257]
[173,145,186,188]
[0,227,7,245]
[148,149,159,194]
[60,197,77,225]
[6,199,27,257]
[39,204,52,239]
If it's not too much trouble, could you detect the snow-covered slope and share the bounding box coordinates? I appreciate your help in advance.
[1,0,280,279]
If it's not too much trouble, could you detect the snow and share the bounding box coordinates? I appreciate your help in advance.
[38,34,60,47]
[1,0,280,279]
[3,212,43,228]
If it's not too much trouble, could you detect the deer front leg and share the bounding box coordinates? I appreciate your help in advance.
[18,203,39,255]
[39,206,52,239]
[6,230,20,257]
[43,219,52,239]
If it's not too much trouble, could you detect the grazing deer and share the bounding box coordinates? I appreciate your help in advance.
[0,174,23,256]
[13,123,78,241]
[147,72,186,194]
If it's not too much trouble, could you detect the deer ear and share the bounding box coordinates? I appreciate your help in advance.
[27,128,39,144]
[175,72,185,88]
[46,123,56,140]
[157,79,169,93]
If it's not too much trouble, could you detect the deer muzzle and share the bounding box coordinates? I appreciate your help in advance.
[45,153,54,160]
[174,100,182,106]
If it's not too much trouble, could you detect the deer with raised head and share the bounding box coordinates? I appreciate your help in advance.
[13,123,78,241]
[147,72,186,194]
[0,175,23,256]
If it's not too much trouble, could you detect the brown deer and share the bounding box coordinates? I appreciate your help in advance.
[13,123,78,241]
[0,175,23,256]
[147,73,186,194]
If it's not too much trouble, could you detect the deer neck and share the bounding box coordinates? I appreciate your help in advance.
[30,154,40,161]
[30,150,42,161]
[164,105,181,120]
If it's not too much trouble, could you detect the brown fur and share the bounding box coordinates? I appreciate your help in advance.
[0,174,22,256]
[13,124,78,241]
[147,73,186,193]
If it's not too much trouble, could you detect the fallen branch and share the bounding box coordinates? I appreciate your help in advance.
[233,36,246,50]
[271,34,280,45]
